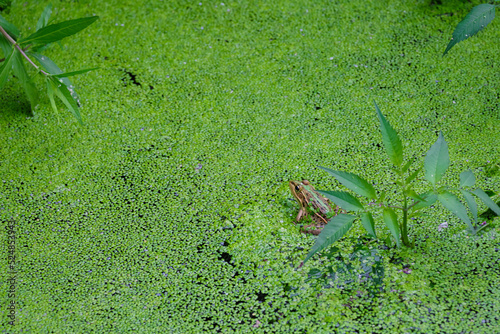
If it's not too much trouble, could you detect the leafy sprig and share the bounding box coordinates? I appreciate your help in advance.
[444,2,499,56]
[0,4,98,124]
[303,101,500,265]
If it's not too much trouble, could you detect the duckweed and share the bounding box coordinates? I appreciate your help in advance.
[1,0,499,332]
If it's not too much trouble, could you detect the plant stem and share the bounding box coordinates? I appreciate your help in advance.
[401,196,411,247]
[0,25,16,44]
[0,25,49,76]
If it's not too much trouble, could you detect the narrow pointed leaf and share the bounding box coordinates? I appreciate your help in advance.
[50,67,98,78]
[20,16,99,46]
[0,14,19,39]
[401,159,413,174]
[374,100,403,167]
[46,77,58,114]
[30,52,78,101]
[461,190,478,224]
[0,46,14,89]
[36,3,53,31]
[412,191,438,210]
[0,35,11,56]
[460,170,475,188]
[50,76,82,124]
[406,189,426,202]
[437,191,475,233]
[378,190,386,203]
[406,166,422,184]
[318,166,376,199]
[360,212,377,239]
[383,208,400,248]
[30,52,64,74]
[317,190,364,212]
[472,188,500,216]
[443,4,496,56]
[303,214,356,264]
[11,50,38,109]
[424,132,449,185]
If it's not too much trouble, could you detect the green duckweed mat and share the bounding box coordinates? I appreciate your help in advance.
[1,0,499,332]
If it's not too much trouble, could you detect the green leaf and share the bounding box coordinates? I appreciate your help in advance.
[36,3,53,31]
[406,189,426,202]
[401,159,413,174]
[11,50,38,109]
[437,191,475,233]
[30,52,64,74]
[374,100,403,167]
[0,13,19,39]
[50,67,98,78]
[49,76,83,124]
[0,34,11,56]
[317,190,365,212]
[318,166,376,199]
[45,76,58,114]
[360,212,377,239]
[30,52,78,101]
[412,191,437,210]
[0,46,14,90]
[460,170,475,188]
[378,190,386,203]
[444,4,496,56]
[303,214,356,264]
[20,16,99,46]
[461,190,478,224]
[382,208,400,248]
[472,188,500,216]
[406,166,422,184]
[424,132,449,185]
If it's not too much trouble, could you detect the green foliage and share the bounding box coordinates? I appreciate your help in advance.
[444,3,498,55]
[374,100,403,167]
[304,101,500,264]
[303,214,357,263]
[0,4,98,124]
[19,16,98,47]
[0,0,499,332]
[424,132,449,186]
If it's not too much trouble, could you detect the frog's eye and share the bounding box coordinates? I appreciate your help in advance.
[295,185,300,191]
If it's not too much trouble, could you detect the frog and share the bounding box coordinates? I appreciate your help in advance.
[289,180,342,235]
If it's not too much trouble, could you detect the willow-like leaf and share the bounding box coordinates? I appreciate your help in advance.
[318,166,376,199]
[303,214,356,264]
[50,67,98,78]
[30,52,79,101]
[437,191,475,233]
[472,188,500,216]
[461,190,478,224]
[424,132,449,186]
[50,76,82,124]
[36,3,53,32]
[0,13,19,39]
[318,190,365,212]
[406,166,422,184]
[383,208,400,248]
[412,191,437,211]
[11,50,38,109]
[444,4,496,56]
[374,100,403,167]
[45,77,58,114]
[0,46,14,89]
[20,16,99,46]
[360,212,377,239]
